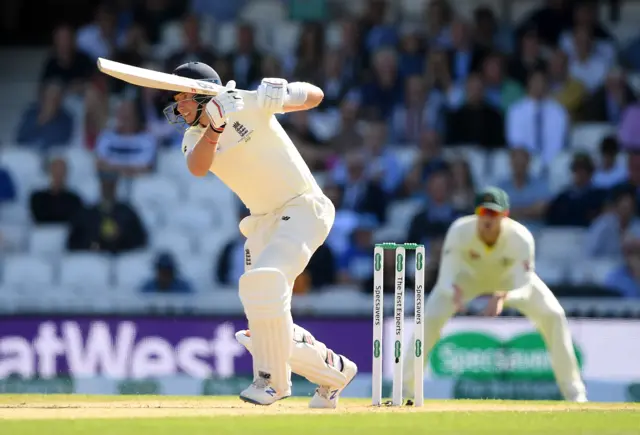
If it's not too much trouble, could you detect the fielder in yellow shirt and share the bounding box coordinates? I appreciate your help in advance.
[404,187,587,402]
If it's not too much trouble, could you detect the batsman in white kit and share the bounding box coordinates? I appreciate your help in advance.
[164,62,357,407]
[403,187,587,402]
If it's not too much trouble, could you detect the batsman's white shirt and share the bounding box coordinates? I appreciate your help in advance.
[181,106,334,286]
[435,215,535,298]
[181,110,322,215]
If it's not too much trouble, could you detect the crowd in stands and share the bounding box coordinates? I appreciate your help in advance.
[2,0,640,303]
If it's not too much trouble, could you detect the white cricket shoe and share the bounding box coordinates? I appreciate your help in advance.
[239,373,291,406]
[308,355,358,409]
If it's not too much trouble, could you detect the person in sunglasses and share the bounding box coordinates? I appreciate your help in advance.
[403,186,587,402]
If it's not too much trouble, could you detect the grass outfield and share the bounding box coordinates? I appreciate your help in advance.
[0,395,638,435]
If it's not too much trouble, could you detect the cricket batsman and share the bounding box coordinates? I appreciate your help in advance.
[403,187,587,402]
[163,62,357,407]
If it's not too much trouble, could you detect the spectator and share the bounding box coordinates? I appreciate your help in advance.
[424,0,454,49]
[67,173,147,253]
[424,49,464,133]
[327,96,364,157]
[618,102,640,152]
[558,1,615,64]
[480,52,524,112]
[415,130,449,183]
[337,150,388,224]
[472,6,513,54]
[397,25,426,78]
[565,26,611,93]
[250,54,285,91]
[290,22,326,82]
[109,24,150,94]
[446,18,487,85]
[497,147,552,231]
[509,27,547,87]
[506,69,569,165]
[337,19,367,84]
[324,183,359,260]
[580,67,636,123]
[76,3,121,60]
[449,158,476,212]
[548,49,587,120]
[29,157,83,224]
[391,75,429,144]
[362,0,398,55]
[292,242,337,294]
[360,47,403,120]
[133,0,186,45]
[313,51,351,113]
[141,252,193,294]
[337,215,377,288]
[585,184,640,260]
[445,73,505,148]
[96,99,157,177]
[354,121,404,194]
[407,168,462,243]
[16,81,74,150]
[516,0,573,48]
[604,235,640,298]
[0,165,16,204]
[545,152,606,227]
[189,0,246,23]
[226,23,262,90]
[165,15,216,72]
[593,136,627,189]
[283,110,328,171]
[624,152,640,208]
[40,25,94,94]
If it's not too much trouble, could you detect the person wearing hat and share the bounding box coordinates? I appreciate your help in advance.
[403,186,587,402]
[140,252,193,294]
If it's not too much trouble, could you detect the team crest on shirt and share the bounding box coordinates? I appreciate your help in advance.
[232,121,253,143]
[468,250,480,260]
[501,257,514,267]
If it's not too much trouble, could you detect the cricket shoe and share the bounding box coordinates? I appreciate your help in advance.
[308,355,358,409]
[239,372,291,406]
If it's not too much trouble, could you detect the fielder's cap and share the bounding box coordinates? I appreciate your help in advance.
[475,186,510,212]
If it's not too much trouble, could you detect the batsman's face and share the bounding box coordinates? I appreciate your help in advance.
[174,92,199,124]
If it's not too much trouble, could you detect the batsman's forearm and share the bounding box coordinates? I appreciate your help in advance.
[283,83,324,112]
[187,134,218,177]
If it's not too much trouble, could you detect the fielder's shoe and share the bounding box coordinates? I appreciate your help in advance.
[239,372,291,406]
[308,355,358,409]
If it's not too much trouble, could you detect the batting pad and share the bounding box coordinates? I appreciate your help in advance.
[236,326,347,389]
[238,268,293,393]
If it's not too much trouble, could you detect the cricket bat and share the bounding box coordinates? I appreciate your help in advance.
[97,58,259,104]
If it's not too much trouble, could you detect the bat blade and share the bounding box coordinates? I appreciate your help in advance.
[96,58,257,101]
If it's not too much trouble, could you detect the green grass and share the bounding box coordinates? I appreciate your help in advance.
[0,396,638,435]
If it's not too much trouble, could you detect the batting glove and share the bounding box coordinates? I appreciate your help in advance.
[257,78,288,112]
[205,80,244,132]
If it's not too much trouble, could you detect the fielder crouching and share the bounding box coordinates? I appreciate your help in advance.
[403,187,587,402]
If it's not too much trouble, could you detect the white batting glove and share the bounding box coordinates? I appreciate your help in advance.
[257,78,288,112]
[205,80,244,132]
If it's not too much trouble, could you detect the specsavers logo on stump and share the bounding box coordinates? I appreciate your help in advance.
[430,332,584,400]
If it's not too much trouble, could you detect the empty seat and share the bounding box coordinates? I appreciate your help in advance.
[0,202,32,225]
[387,198,424,232]
[165,204,213,234]
[0,223,28,251]
[536,227,586,262]
[0,148,42,188]
[176,254,213,291]
[157,147,190,180]
[114,251,154,289]
[548,152,573,193]
[29,224,68,257]
[63,146,96,183]
[3,255,54,288]
[131,175,181,209]
[151,229,193,257]
[569,258,619,285]
[535,258,567,286]
[271,21,301,57]
[570,123,615,153]
[59,253,111,288]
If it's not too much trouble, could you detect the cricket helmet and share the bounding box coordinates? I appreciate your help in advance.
[163,62,222,128]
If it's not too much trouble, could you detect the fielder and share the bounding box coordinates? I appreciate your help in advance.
[403,187,587,402]
[164,62,357,407]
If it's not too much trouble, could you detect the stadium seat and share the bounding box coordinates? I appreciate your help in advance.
[536,227,586,262]
[240,0,286,26]
[59,253,111,289]
[548,152,573,193]
[216,23,237,54]
[271,22,301,58]
[2,255,55,288]
[445,146,488,187]
[387,198,424,233]
[151,229,194,257]
[63,146,96,185]
[535,258,567,286]
[569,258,619,285]
[175,254,213,291]
[131,175,181,210]
[165,203,214,234]
[0,202,32,225]
[0,223,28,252]
[72,177,100,204]
[157,147,190,181]
[114,251,155,289]
[29,224,68,257]
[0,148,42,189]
[570,123,615,153]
